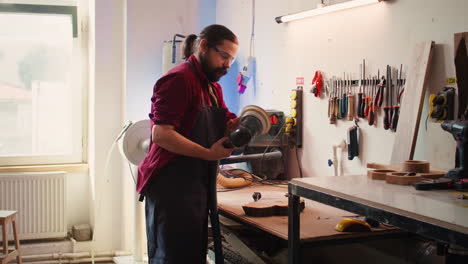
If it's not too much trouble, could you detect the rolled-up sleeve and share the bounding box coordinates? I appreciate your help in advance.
[150,74,190,130]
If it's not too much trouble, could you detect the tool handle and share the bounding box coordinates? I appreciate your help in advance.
[334,98,339,119]
[389,107,394,130]
[360,96,366,118]
[368,107,375,126]
[364,97,370,117]
[341,94,348,118]
[377,87,384,107]
[398,88,404,104]
[328,98,332,118]
[383,107,390,130]
[357,93,363,117]
[336,98,343,119]
[391,105,400,131]
[347,94,355,121]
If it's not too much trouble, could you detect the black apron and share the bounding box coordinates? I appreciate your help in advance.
[144,61,226,264]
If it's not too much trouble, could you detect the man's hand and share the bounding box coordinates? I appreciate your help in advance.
[225,117,240,136]
[204,137,234,161]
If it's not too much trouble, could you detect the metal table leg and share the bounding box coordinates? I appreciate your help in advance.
[288,186,300,264]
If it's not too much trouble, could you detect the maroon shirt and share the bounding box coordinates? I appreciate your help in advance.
[137,55,236,193]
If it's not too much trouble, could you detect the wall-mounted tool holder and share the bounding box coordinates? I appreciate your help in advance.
[429,87,455,121]
[326,61,406,133]
[286,79,303,147]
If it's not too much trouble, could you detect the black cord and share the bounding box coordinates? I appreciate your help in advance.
[425,113,429,131]
[128,162,136,184]
[295,145,303,178]
[258,124,287,178]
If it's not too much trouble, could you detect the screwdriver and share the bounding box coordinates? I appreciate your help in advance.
[391,64,403,131]
[347,76,355,121]
[341,77,348,119]
[368,77,376,126]
[336,80,341,119]
[357,61,365,118]
[328,78,334,123]
[364,79,371,117]
[383,65,391,130]
[376,70,384,108]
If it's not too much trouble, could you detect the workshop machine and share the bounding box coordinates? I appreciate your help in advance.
[221,106,288,179]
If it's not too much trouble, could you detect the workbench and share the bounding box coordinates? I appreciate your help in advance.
[288,175,468,264]
[217,184,400,244]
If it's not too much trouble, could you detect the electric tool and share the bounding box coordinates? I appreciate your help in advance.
[441,120,468,181]
[223,105,271,148]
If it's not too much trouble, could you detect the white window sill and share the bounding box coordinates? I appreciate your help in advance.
[0,163,89,173]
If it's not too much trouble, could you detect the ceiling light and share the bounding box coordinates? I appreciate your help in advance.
[276,0,386,24]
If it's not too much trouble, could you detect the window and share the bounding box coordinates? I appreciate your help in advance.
[0,2,84,166]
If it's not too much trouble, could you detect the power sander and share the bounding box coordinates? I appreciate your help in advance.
[442,120,468,181]
[223,105,271,148]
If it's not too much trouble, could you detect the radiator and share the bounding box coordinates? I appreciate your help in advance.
[0,171,67,240]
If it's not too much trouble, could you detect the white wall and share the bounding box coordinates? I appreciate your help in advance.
[126,0,215,121]
[89,0,126,251]
[216,0,467,177]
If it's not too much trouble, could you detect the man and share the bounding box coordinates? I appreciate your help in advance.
[137,24,240,264]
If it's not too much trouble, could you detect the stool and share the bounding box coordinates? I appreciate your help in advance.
[0,211,22,264]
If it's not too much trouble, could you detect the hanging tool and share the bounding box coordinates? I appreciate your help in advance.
[364,78,371,118]
[368,77,376,126]
[383,65,391,130]
[347,125,359,160]
[360,74,367,118]
[347,75,355,121]
[376,70,384,108]
[329,77,337,124]
[333,80,340,119]
[311,71,323,97]
[388,67,396,131]
[341,75,348,119]
[357,61,365,118]
[391,65,403,131]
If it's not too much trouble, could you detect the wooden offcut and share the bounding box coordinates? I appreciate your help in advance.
[391,41,435,166]
[242,198,305,217]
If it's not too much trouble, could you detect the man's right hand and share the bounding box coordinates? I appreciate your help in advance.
[204,137,234,161]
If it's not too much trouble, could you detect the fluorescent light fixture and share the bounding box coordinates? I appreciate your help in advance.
[276,0,386,24]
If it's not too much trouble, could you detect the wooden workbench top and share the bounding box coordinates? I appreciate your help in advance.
[217,184,399,242]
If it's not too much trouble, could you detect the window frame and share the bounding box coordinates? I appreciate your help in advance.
[0,2,87,166]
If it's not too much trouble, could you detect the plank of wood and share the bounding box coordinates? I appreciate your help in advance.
[367,162,447,174]
[391,41,435,166]
[242,198,305,217]
[455,32,468,119]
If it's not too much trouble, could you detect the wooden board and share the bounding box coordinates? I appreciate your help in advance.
[367,162,447,174]
[217,184,400,242]
[454,32,468,119]
[391,41,435,166]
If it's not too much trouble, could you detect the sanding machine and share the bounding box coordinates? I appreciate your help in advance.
[220,105,288,179]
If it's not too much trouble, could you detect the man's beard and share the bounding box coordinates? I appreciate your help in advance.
[200,53,228,82]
